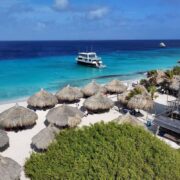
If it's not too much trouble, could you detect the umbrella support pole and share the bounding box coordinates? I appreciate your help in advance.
[146,112,148,121]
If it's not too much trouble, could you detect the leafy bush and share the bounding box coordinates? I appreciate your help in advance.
[140,79,149,86]
[140,79,155,89]
[165,66,180,79]
[147,70,157,78]
[147,85,157,99]
[165,70,174,80]
[127,87,143,100]
[172,66,180,75]
[25,123,180,180]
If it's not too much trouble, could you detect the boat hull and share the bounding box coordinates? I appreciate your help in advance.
[77,61,99,68]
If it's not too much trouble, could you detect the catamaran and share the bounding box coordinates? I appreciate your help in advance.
[76,52,105,68]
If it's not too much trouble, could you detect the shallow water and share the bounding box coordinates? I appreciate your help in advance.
[0,40,180,102]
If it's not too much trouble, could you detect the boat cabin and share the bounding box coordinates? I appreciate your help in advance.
[76,52,104,68]
[78,52,98,61]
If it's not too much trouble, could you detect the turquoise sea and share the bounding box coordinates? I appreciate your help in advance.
[0,40,180,103]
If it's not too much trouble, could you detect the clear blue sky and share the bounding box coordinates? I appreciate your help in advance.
[0,0,180,40]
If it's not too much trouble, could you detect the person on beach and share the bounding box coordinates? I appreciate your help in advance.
[84,110,88,117]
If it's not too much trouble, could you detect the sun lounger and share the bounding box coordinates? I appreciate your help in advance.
[164,133,180,144]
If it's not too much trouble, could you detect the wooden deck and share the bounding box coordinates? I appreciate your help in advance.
[154,115,180,134]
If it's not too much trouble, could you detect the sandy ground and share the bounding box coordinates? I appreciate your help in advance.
[0,92,179,180]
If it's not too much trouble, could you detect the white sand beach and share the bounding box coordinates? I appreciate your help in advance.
[0,91,179,180]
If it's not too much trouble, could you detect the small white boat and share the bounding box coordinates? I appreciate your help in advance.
[76,52,105,68]
[159,42,166,48]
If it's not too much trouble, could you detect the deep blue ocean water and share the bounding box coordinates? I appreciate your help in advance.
[0,40,180,102]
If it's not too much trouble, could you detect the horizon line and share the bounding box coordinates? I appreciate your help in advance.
[0,39,180,42]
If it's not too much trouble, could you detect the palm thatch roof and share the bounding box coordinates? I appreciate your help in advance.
[157,70,166,77]
[117,91,130,105]
[46,105,83,128]
[98,86,107,94]
[56,85,83,102]
[155,76,166,85]
[83,93,114,112]
[173,75,180,81]
[105,79,127,94]
[31,125,60,151]
[27,89,58,109]
[148,70,168,85]
[0,155,21,180]
[0,104,38,129]
[156,70,167,84]
[127,94,154,111]
[169,76,180,91]
[170,80,180,91]
[0,130,9,151]
[154,70,167,84]
[134,85,149,95]
[114,113,145,127]
[81,81,102,97]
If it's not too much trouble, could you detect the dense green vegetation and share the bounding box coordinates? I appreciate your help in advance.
[25,123,180,180]
[147,70,157,78]
[140,66,180,95]
[147,85,157,99]
[165,66,180,79]
[165,69,174,79]
[146,66,180,81]
[172,66,180,75]
[127,87,143,100]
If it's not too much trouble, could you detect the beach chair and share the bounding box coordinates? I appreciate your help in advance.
[122,108,132,114]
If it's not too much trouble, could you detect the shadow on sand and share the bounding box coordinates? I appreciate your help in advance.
[27,105,56,111]
[0,143,9,152]
[5,123,36,133]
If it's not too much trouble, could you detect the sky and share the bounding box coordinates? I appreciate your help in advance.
[0,0,180,40]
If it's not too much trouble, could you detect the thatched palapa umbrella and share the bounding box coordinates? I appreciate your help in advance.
[114,113,145,127]
[134,85,149,95]
[117,91,130,105]
[98,86,107,94]
[32,125,60,151]
[0,104,38,129]
[83,93,114,112]
[56,85,83,102]
[156,70,166,77]
[170,80,180,91]
[0,155,21,180]
[105,79,127,94]
[155,76,165,85]
[27,89,58,109]
[127,94,153,111]
[82,81,103,97]
[173,75,180,81]
[149,70,167,85]
[169,76,180,92]
[155,70,167,85]
[0,130,9,151]
[46,105,83,128]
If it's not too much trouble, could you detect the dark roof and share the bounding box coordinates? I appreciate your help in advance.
[154,115,180,134]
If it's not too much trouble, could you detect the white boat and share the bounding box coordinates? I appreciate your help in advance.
[76,52,105,68]
[159,42,166,48]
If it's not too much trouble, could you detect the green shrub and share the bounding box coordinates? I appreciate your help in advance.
[140,79,155,89]
[165,66,180,79]
[165,70,174,79]
[127,88,142,100]
[140,79,149,86]
[172,66,180,75]
[147,85,157,99]
[25,123,180,180]
[147,70,157,78]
